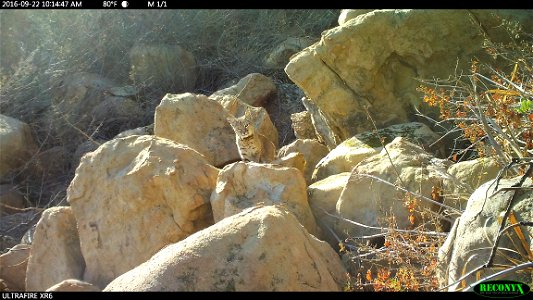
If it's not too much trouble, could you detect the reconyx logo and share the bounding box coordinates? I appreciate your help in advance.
[474,280,531,298]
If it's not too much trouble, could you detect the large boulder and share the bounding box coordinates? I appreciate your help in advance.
[312,122,442,182]
[0,243,30,291]
[437,176,533,290]
[210,162,319,237]
[285,9,533,145]
[210,73,277,107]
[104,206,346,291]
[335,137,451,239]
[0,114,37,179]
[154,93,240,167]
[129,44,198,93]
[67,135,219,288]
[277,139,329,184]
[25,207,85,291]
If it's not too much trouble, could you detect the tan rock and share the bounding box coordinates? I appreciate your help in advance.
[308,172,351,248]
[272,152,306,175]
[0,243,31,291]
[277,139,329,184]
[210,73,276,107]
[312,122,441,182]
[443,157,501,210]
[437,177,532,290]
[335,137,451,239]
[104,206,346,291]
[0,114,37,179]
[154,93,240,167]
[210,162,319,237]
[290,111,317,140]
[67,135,219,288]
[0,185,25,216]
[129,44,197,93]
[26,207,84,291]
[46,279,101,292]
[312,136,379,183]
[286,10,533,143]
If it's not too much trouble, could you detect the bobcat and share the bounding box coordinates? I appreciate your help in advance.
[228,112,276,163]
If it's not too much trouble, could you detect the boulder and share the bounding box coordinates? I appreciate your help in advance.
[26,207,84,291]
[104,206,346,291]
[443,157,501,210]
[437,176,532,290]
[67,135,219,288]
[210,73,277,107]
[210,162,319,237]
[49,72,143,146]
[285,10,533,144]
[0,243,31,291]
[312,122,441,182]
[0,114,37,179]
[312,136,379,183]
[46,279,101,292]
[129,44,198,93]
[277,139,329,184]
[272,152,306,175]
[290,111,317,140]
[0,185,25,216]
[264,37,315,69]
[308,172,351,248]
[335,137,451,239]
[154,93,240,167]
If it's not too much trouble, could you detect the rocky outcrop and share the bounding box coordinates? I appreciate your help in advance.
[129,44,198,93]
[0,243,30,291]
[285,9,533,145]
[26,207,85,291]
[210,73,277,107]
[0,114,37,179]
[67,135,219,288]
[272,152,306,175]
[210,162,318,237]
[438,176,532,291]
[312,122,441,182]
[105,206,346,291]
[277,139,329,184]
[335,137,451,239]
[154,93,240,167]
[46,279,101,292]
